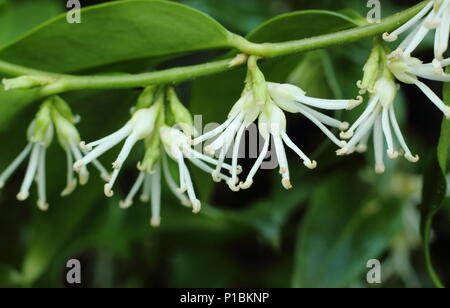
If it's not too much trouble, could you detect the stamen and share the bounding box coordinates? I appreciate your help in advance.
[120,172,145,209]
[17,143,41,201]
[0,143,33,189]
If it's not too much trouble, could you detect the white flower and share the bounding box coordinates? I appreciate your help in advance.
[119,156,195,227]
[242,101,319,190]
[267,82,362,146]
[193,91,256,191]
[161,126,235,212]
[0,119,53,211]
[337,76,419,174]
[388,55,450,119]
[192,80,360,191]
[51,103,110,197]
[383,0,450,64]
[75,106,160,197]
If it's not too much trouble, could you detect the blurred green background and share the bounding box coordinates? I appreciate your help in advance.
[0,0,450,288]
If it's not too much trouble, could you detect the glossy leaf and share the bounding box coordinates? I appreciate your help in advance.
[247,10,358,43]
[0,0,232,73]
[292,174,403,288]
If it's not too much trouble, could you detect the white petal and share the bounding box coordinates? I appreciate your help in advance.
[36,146,48,211]
[0,143,33,189]
[273,134,292,190]
[341,95,380,139]
[150,163,162,227]
[296,96,362,110]
[412,79,450,118]
[281,132,317,169]
[140,174,152,202]
[373,115,385,174]
[382,107,398,159]
[229,124,246,191]
[17,143,41,201]
[240,137,270,190]
[192,114,237,145]
[297,105,345,147]
[389,106,419,162]
[383,1,434,41]
[112,134,139,169]
[162,155,191,207]
[82,123,133,151]
[299,105,349,131]
[120,172,145,209]
[61,148,77,197]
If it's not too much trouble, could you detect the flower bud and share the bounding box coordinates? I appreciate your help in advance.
[2,75,55,91]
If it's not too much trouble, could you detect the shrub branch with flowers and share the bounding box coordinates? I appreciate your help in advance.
[0,0,449,288]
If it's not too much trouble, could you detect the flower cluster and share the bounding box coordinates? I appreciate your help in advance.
[383,0,450,119]
[0,96,109,210]
[193,56,361,190]
[1,2,450,226]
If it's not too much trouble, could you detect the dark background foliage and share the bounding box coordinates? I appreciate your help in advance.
[0,0,449,288]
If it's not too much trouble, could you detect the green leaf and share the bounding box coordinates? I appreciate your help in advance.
[293,174,402,288]
[247,10,359,43]
[0,0,232,73]
[0,0,62,47]
[419,68,450,288]
[0,263,21,287]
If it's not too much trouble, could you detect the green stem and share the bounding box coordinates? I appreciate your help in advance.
[229,1,429,57]
[423,217,445,288]
[0,0,429,96]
